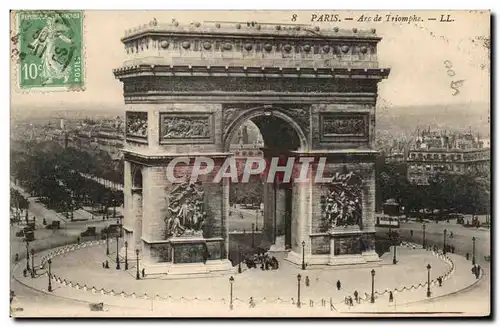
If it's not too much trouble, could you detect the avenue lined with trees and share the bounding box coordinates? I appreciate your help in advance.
[11,140,123,220]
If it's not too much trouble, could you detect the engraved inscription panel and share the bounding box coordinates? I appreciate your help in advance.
[159,113,214,144]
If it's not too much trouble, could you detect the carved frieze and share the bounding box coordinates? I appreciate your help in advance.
[123,76,377,95]
[126,111,148,139]
[320,113,369,142]
[159,113,214,144]
[320,171,363,229]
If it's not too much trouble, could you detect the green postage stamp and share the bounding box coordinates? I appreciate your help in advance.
[16,10,84,90]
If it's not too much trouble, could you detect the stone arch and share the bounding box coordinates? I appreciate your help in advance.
[223,106,309,152]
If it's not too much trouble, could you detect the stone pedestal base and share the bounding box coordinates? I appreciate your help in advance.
[269,235,288,253]
[136,236,234,278]
[141,259,234,277]
[285,250,380,267]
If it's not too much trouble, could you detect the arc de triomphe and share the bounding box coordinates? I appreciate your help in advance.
[113,20,390,275]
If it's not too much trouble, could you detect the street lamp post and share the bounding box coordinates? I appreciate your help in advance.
[443,229,447,254]
[47,259,53,292]
[422,223,426,248]
[297,274,302,308]
[124,241,129,270]
[301,241,306,270]
[426,264,432,297]
[106,230,110,255]
[255,209,258,231]
[136,249,140,280]
[229,276,234,310]
[392,239,397,265]
[25,240,30,272]
[30,248,35,277]
[116,234,120,270]
[238,246,242,274]
[472,237,476,266]
[251,223,255,248]
[370,269,376,303]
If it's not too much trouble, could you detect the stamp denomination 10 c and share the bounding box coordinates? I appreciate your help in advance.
[16,10,84,90]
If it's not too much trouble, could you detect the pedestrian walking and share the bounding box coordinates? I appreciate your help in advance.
[142,268,145,278]
[438,277,443,287]
[14,253,19,262]
[77,237,81,244]
[349,296,353,306]
[354,290,359,303]
[105,260,109,269]
[410,230,413,238]
[23,269,27,278]
[466,252,470,260]
[336,280,341,291]
[389,291,394,302]
[305,276,310,287]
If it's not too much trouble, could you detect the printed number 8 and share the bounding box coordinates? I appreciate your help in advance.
[291,14,297,22]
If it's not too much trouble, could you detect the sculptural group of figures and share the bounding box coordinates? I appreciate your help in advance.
[165,181,207,237]
[321,172,363,229]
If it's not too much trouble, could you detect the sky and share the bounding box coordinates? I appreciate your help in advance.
[10,10,490,110]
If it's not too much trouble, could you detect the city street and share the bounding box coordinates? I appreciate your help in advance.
[228,205,264,232]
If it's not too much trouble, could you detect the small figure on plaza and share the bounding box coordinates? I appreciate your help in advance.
[14,253,19,262]
[438,277,443,287]
[77,237,81,244]
[410,230,413,238]
[249,297,255,308]
[348,296,354,306]
[305,276,310,287]
[105,260,109,269]
[336,280,341,291]
[389,291,394,302]
[466,252,470,260]
[354,290,359,303]
[142,268,145,278]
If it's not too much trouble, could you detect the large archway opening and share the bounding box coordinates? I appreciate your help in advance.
[224,107,308,256]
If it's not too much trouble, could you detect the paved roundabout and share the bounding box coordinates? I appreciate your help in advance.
[12,240,482,316]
